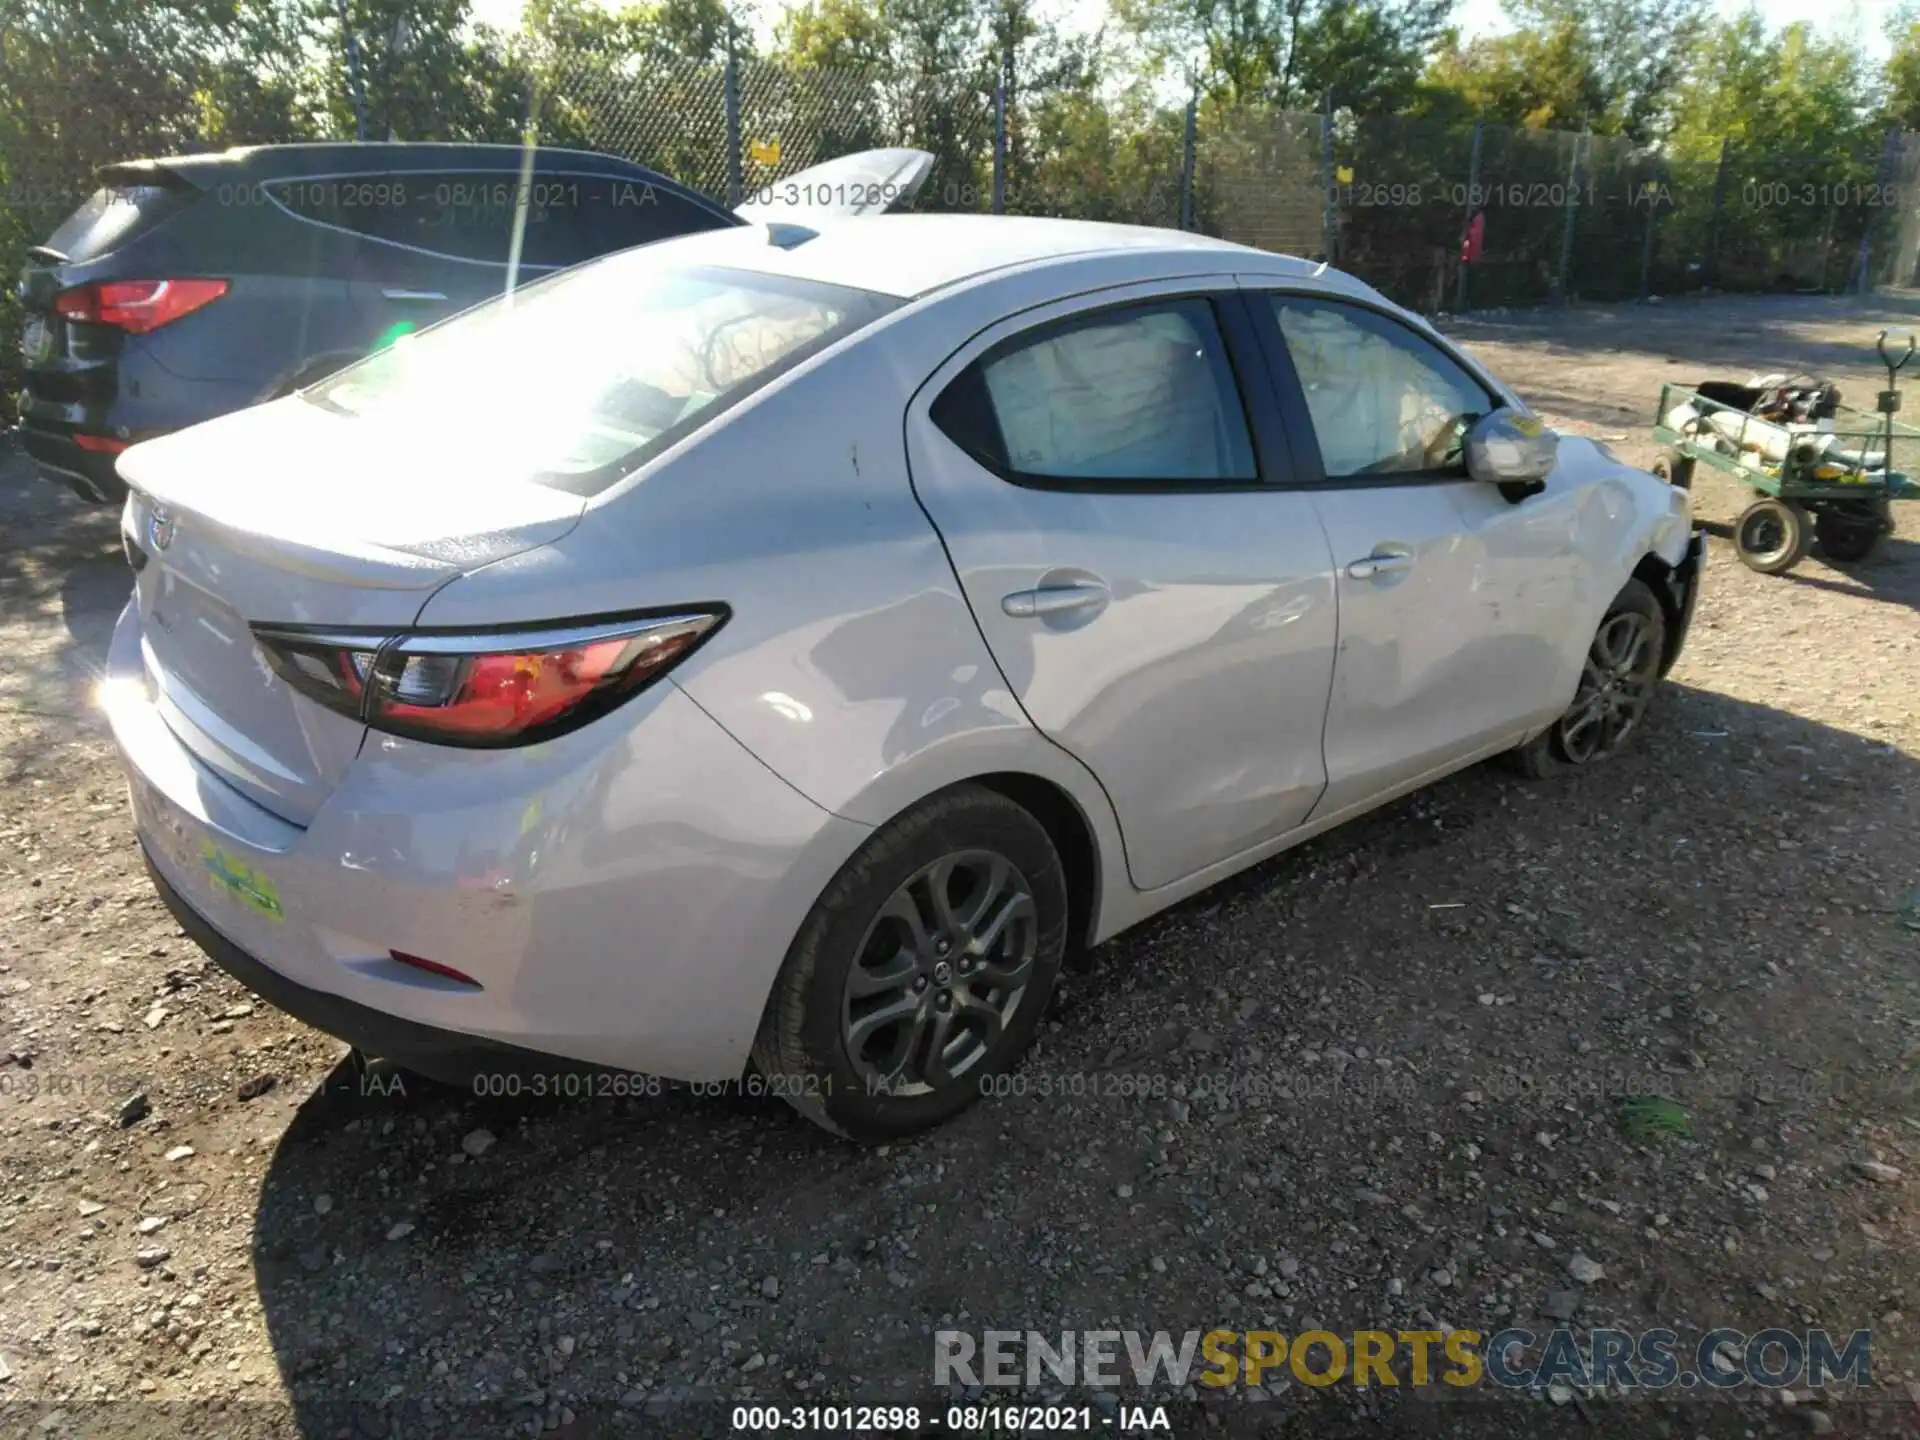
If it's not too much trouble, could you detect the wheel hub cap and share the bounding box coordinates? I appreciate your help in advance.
[1558,609,1658,765]
[840,850,1038,1096]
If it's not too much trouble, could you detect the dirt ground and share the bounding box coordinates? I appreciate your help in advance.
[2,293,1919,1440]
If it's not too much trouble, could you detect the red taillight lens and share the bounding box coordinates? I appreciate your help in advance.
[254,611,724,748]
[73,434,129,453]
[379,639,634,739]
[53,279,229,334]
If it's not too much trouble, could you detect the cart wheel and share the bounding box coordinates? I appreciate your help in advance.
[1651,454,1694,490]
[1734,498,1811,574]
[1813,503,1886,563]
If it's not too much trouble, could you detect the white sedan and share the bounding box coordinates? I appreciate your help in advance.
[103,213,1703,1139]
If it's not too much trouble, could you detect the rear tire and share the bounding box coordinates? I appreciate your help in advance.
[1510,579,1666,779]
[751,784,1069,1141]
[1813,503,1885,562]
[1734,497,1811,574]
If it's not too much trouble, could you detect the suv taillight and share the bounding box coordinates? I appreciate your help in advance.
[252,611,725,748]
[53,279,229,334]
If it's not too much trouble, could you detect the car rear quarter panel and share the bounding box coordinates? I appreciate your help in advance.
[412,288,1136,935]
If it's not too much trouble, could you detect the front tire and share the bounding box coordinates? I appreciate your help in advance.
[1511,578,1667,779]
[751,784,1069,1141]
[1651,453,1693,491]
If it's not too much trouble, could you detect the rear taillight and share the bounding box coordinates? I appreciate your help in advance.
[53,278,229,334]
[252,611,724,748]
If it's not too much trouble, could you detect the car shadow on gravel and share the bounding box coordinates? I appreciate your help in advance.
[1775,534,1920,609]
[1686,521,1920,610]
[0,451,125,778]
[240,673,1920,1438]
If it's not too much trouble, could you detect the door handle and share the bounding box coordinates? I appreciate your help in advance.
[382,288,447,302]
[1001,581,1109,618]
[1345,549,1416,581]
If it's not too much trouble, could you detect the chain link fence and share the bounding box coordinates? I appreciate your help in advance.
[518,44,1920,314]
[8,34,1920,428]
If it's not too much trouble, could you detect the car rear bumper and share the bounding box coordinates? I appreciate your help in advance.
[103,598,872,1082]
[142,845,563,1084]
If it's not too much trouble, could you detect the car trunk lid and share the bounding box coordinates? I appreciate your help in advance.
[118,399,586,826]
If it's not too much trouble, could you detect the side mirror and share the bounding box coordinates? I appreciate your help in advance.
[1464,408,1558,491]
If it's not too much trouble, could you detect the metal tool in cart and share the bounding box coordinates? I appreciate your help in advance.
[1650,331,1918,574]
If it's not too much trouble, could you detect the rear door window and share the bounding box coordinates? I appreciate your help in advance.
[933,297,1259,486]
[44,182,195,261]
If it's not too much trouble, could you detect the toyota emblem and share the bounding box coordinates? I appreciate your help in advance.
[148,506,175,552]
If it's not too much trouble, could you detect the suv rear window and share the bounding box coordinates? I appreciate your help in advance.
[307,258,897,495]
[267,171,731,269]
[44,182,195,262]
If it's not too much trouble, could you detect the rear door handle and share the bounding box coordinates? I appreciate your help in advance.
[1002,581,1109,618]
[1345,549,1416,580]
[382,288,448,302]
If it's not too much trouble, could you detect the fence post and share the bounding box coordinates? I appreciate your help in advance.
[1819,201,1837,292]
[1455,120,1482,313]
[1554,122,1585,305]
[1707,136,1730,289]
[1858,126,1899,294]
[992,72,1006,214]
[723,47,742,209]
[1179,94,1197,231]
[1319,92,1336,262]
[338,0,368,141]
[1638,173,1659,300]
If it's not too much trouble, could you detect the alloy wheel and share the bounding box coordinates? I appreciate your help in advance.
[1557,609,1659,764]
[840,850,1037,1095]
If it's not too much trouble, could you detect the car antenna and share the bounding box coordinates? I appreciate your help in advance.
[1312,257,1329,277]
[764,222,818,250]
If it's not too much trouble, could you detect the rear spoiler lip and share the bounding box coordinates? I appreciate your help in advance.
[118,473,458,593]
[97,160,201,192]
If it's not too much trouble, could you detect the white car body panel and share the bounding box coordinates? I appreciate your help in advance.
[102,215,1699,1083]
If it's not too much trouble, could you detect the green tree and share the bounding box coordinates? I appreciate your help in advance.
[1888,3,1920,130]
[1664,9,1881,290]
[1667,8,1876,159]
[316,0,520,141]
[1500,0,1707,142]
[1415,18,1607,131]
[1108,0,1450,111]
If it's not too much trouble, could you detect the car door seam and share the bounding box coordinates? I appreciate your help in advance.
[896,413,1141,891]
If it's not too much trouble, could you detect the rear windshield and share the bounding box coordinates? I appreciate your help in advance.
[45,182,194,262]
[307,258,897,495]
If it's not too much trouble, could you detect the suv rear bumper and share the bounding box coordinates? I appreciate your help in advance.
[17,423,127,504]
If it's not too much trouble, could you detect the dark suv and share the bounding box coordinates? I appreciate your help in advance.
[14,143,743,503]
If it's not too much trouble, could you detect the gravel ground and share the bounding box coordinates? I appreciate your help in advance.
[2,293,1918,1440]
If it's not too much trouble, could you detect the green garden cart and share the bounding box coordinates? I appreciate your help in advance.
[1651,331,1920,574]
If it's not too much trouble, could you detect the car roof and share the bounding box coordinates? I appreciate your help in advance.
[632,212,1370,301]
[105,142,677,186]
